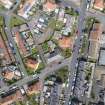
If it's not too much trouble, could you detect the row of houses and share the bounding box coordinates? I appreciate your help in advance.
[18,0,57,19]
[0,80,42,105]
[12,24,35,57]
[0,33,15,66]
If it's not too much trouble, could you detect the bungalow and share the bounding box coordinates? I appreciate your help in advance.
[0,0,13,9]
[24,81,42,95]
[1,66,21,81]
[18,0,37,19]
[43,0,57,12]
[0,90,24,105]
[88,23,102,59]
[14,32,28,56]
[0,34,12,65]
[93,0,105,11]
[25,58,40,71]
[58,36,74,49]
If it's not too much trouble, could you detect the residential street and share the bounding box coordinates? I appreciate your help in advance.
[0,0,105,105]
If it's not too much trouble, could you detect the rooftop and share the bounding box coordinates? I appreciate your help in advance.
[98,49,105,66]
[93,0,105,10]
[0,34,11,64]
[0,0,13,9]
[2,70,14,80]
[89,22,102,42]
[0,90,24,105]
[25,58,39,70]
[18,0,37,19]
[14,32,28,56]
[43,0,57,12]
[58,36,74,49]
[26,81,42,95]
[88,41,99,59]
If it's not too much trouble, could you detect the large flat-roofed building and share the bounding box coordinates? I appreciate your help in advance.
[0,0,13,9]
[98,49,105,66]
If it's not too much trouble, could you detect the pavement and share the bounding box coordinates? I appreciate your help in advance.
[0,0,105,104]
[0,57,71,93]
[60,0,88,105]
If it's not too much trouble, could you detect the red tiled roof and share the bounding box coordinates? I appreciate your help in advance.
[94,0,104,10]
[58,36,74,49]
[43,0,57,12]
[15,32,28,56]
[0,90,24,105]
[27,81,42,95]
[0,34,11,63]
[89,23,102,41]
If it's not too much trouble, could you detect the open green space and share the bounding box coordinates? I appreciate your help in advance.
[10,16,25,27]
[62,48,72,58]
[0,16,7,40]
[65,7,79,16]
[55,20,64,31]
[31,48,38,55]
[48,18,64,31]
[56,66,69,83]
[0,16,4,26]
[48,18,56,29]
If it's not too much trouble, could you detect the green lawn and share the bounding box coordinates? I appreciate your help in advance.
[10,16,25,27]
[0,16,7,40]
[0,16,4,26]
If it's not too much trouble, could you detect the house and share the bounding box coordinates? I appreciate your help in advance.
[2,69,14,80]
[0,90,24,105]
[18,0,37,19]
[0,0,13,9]
[43,0,57,12]
[45,48,64,63]
[93,0,105,11]
[0,34,12,65]
[89,23,102,42]
[88,23,102,59]
[14,32,28,56]
[1,66,21,81]
[58,36,74,49]
[24,81,42,95]
[25,58,39,70]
